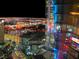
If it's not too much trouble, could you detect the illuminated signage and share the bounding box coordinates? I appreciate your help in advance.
[72,37,79,44]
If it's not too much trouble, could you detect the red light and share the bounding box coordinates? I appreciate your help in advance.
[64,45,68,49]
[48,22,53,29]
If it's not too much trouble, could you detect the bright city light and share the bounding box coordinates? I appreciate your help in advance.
[70,12,79,15]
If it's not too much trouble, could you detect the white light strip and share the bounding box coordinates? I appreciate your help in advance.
[72,37,79,44]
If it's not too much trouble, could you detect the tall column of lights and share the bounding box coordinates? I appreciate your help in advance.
[50,0,54,44]
[45,0,54,59]
[46,0,60,59]
[47,0,58,59]
[47,0,55,48]
[48,0,54,47]
[49,0,54,59]
[53,0,59,59]
[48,0,51,47]
[45,0,50,48]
